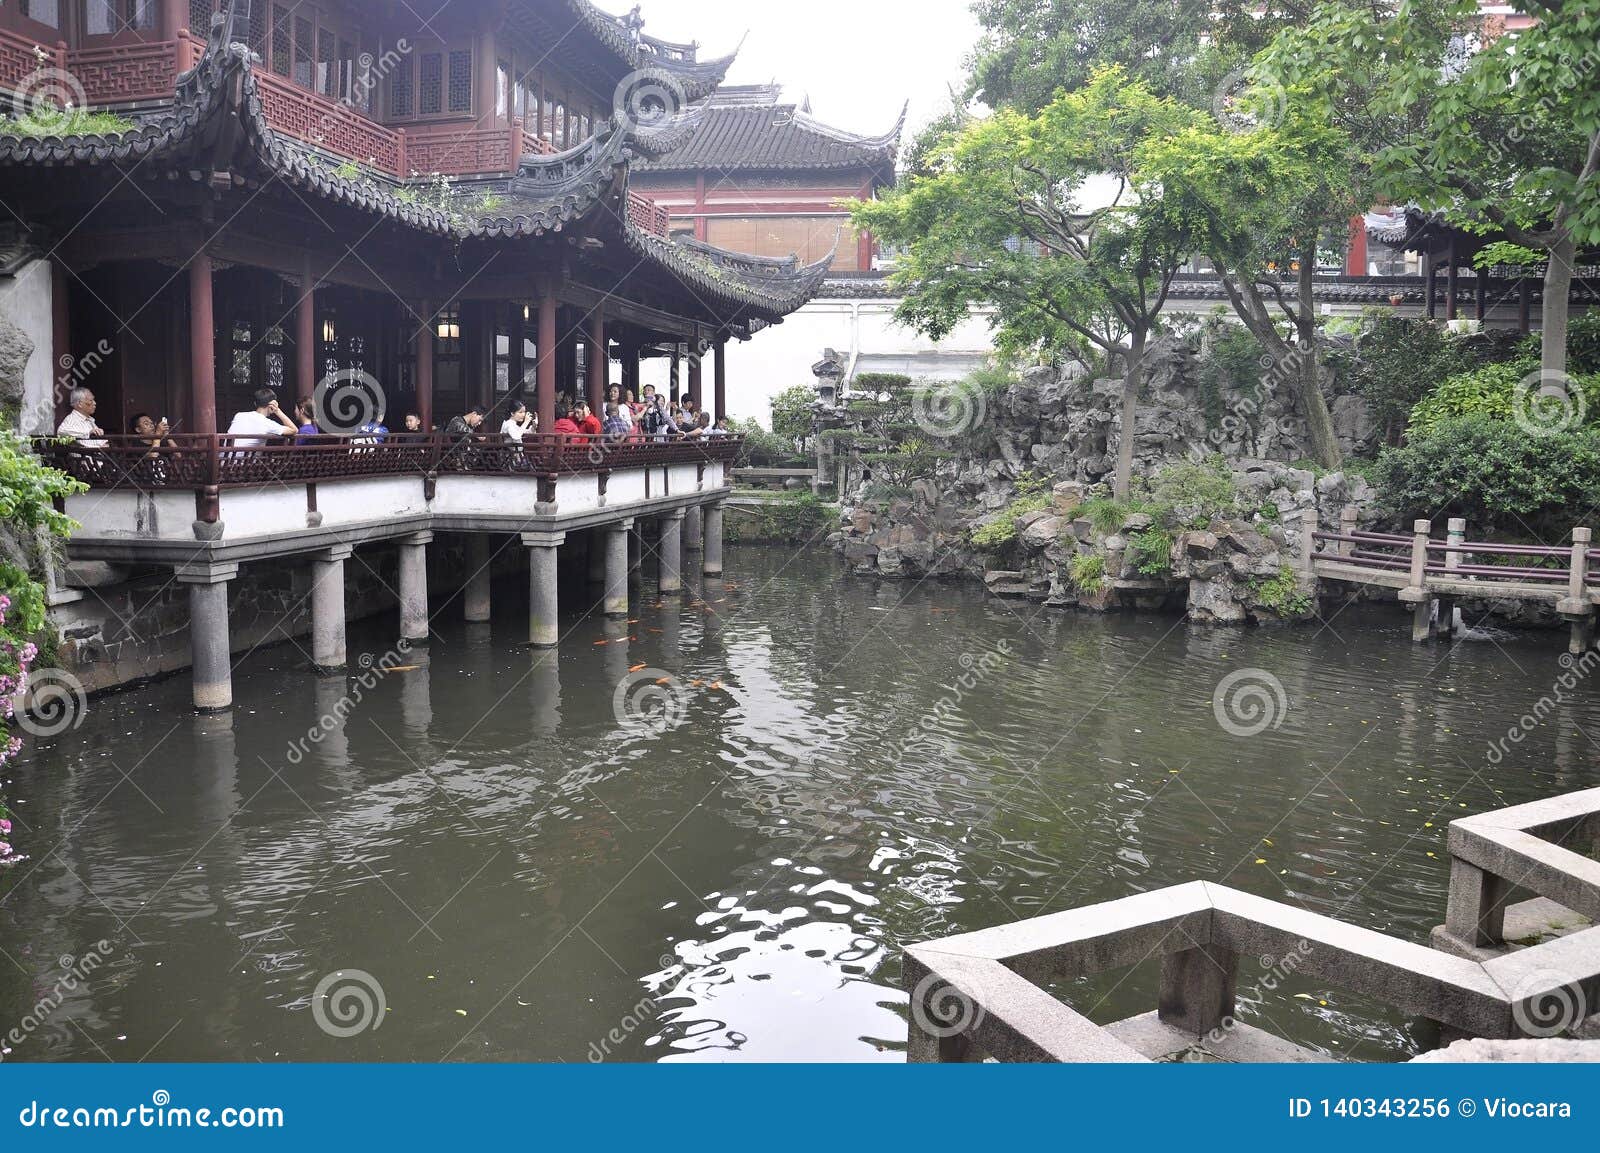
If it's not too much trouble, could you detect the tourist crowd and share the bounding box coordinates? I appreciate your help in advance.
[55,385,733,450]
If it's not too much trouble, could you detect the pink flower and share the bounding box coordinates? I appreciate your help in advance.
[0,843,12,857]
[0,819,10,834]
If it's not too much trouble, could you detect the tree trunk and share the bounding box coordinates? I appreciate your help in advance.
[1542,229,1575,376]
[1115,332,1145,499]
[1297,240,1343,471]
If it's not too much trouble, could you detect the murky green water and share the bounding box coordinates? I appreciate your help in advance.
[2,546,1595,1062]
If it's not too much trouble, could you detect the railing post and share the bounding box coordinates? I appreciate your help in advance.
[1559,527,1595,655]
[1298,507,1319,575]
[396,127,408,178]
[1338,505,1358,558]
[1400,519,1434,643]
[1438,517,1465,640]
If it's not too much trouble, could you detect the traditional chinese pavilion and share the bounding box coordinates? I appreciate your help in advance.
[630,83,904,273]
[0,0,831,437]
[0,0,833,711]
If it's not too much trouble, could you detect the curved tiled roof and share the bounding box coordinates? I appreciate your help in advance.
[513,0,736,104]
[633,98,906,176]
[0,14,825,325]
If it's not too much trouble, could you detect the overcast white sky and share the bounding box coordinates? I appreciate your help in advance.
[633,0,982,138]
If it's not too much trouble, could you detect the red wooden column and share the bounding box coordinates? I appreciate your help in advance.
[586,304,606,414]
[416,302,434,433]
[713,337,727,422]
[536,293,557,432]
[160,0,188,38]
[298,256,317,403]
[688,330,703,410]
[1344,215,1368,277]
[190,253,217,436]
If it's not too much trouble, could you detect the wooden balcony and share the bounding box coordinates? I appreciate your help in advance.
[66,35,203,105]
[628,190,672,237]
[36,433,740,559]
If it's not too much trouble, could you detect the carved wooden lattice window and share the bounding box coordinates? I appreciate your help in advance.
[271,5,291,77]
[316,26,335,97]
[247,2,266,60]
[419,52,442,116]
[448,49,472,114]
[190,0,214,35]
[390,51,414,117]
[293,16,313,88]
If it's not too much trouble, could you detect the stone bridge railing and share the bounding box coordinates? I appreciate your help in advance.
[906,788,1600,1062]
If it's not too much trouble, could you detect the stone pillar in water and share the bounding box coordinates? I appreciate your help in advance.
[464,535,492,623]
[658,510,685,594]
[523,531,566,648]
[398,532,433,643]
[605,520,634,618]
[587,528,608,584]
[703,502,726,578]
[683,505,704,553]
[176,561,238,713]
[309,544,353,675]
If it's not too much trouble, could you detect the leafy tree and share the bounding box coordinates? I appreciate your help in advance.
[851,69,1202,496]
[966,0,1305,113]
[1266,0,1600,375]
[828,373,955,496]
[769,384,817,445]
[1140,94,1361,469]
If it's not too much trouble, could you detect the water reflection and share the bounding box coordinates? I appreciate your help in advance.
[2,547,1599,1063]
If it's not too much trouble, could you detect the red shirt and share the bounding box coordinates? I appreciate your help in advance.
[552,417,581,441]
[579,414,602,437]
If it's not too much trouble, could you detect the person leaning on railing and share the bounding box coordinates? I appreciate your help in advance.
[128,413,180,483]
[226,389,300,447]
[57,387,108,448]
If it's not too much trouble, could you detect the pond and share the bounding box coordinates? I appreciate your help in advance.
[2,545,1595,1062]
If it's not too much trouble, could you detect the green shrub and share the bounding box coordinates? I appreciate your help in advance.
[770,384,816,443]
[1126,527,1174,577]
[1148,456,1242,527]
[1069,552,1107,592]
[1343,313,1509,442]
[3,109,133,138]
[1375,415,1600,541]
[1569,311,1600,376]
[1251,565,1314,617]
[1409,359,1600,433]
[970,493,1052,551]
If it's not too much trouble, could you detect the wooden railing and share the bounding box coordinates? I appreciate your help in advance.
[34,433,742,494]
[253,68,406,175]
[1302,508,1599,648]
[67,38,187,104]
[628,190,672,237]
[0,28,61,94]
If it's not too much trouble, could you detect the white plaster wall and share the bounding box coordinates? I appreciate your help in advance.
[219,487,314,538]
[315,476,429,527]
[638,296,1000,427]
[0,258,56,434]
[430,475,543,518]
[65,490,196,540]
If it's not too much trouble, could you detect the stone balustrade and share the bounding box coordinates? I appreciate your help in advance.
[906,790,1600,1062]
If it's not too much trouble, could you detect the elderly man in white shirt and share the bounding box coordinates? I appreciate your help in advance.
[56,387,108,448]
[226,389,300,447]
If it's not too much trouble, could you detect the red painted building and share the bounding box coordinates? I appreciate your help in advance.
[629,83,903,273]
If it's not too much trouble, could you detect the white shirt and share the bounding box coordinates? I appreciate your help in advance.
[227,410,288,447]
[57,410,106,447]
[501,417,533,443]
